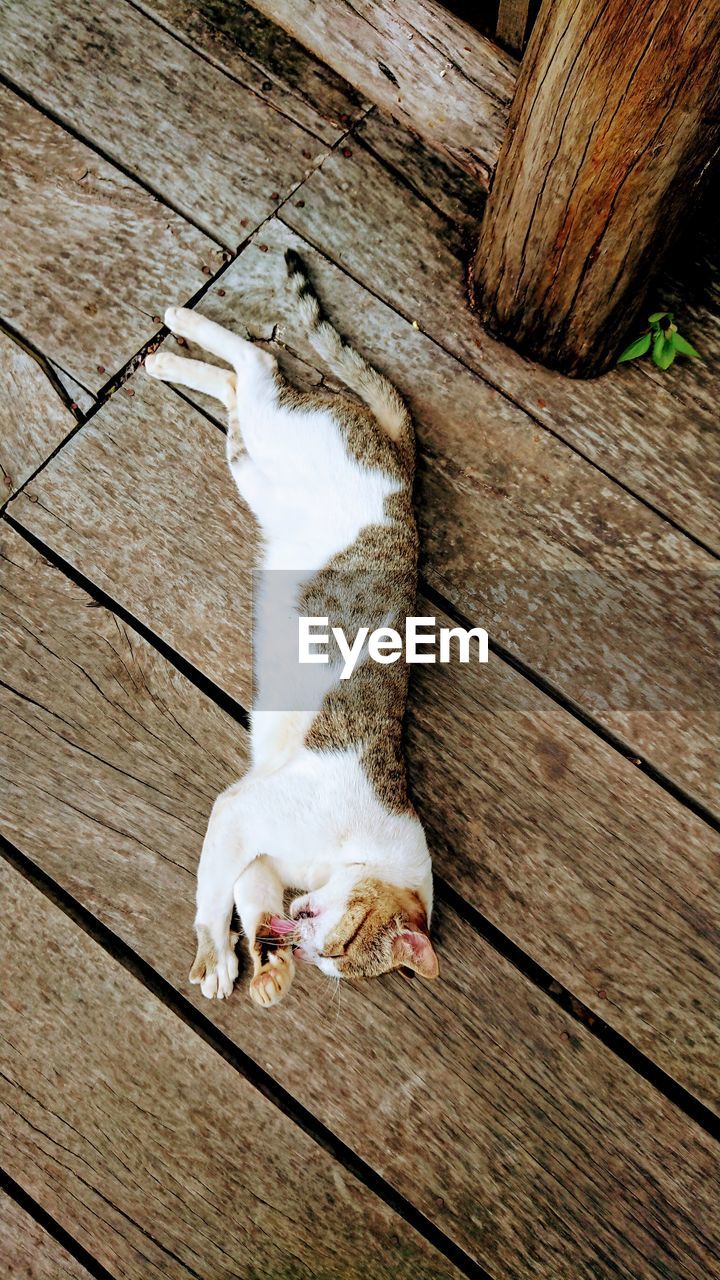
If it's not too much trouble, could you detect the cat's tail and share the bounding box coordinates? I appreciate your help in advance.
[284,249,412,445]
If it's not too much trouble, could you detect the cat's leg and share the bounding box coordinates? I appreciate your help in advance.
[146,340,275,519]
[233,856,296,1009]
[223,395,277,518]
[163,308,281,460]
[189,784,254,999]
[145,351,236,408]
[164,306,276,377]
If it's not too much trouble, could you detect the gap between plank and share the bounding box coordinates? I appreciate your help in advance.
[0,98,371,521]
[3,514,719,1141]
[2,513,250,732]
[0,1168,117,1280]
[0,247,246,519]
[0,72,231,250]
[421,580,720,833]
[355,123,486,227]
[0,836,495,1280]
[437,875,719,1141]
[0,316,84,422]
[123,0,366,137]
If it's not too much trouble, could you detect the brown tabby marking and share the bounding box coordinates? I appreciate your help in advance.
[320,878,438,979]
[300,466,418,814]
[275,377,414,477]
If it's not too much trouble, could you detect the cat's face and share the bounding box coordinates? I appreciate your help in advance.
[289,874,438,981]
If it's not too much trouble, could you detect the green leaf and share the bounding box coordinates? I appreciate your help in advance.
[618,331,652,362]
[648,311,673,324]
[652,333,676,370]
[672,333,701,359]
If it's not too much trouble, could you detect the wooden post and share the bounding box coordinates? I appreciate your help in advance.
[472,0,720,378]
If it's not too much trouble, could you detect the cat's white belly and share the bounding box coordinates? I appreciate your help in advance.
[230,744,430,894]
[251,403,400,572]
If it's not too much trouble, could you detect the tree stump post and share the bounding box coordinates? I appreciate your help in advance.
[472,0,720,378]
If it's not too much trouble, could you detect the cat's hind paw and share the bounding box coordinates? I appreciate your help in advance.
[189,926,239,1000]
[249,949,295,1009]
[164,304,195,335]
[144,351,177,379]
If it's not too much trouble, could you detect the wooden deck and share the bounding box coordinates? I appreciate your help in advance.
[1,2,718,1277]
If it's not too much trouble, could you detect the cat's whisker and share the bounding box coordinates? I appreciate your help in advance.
[318,972,341,1019]
[330,977,342,1028]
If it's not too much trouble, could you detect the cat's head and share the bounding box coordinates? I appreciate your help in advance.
[287,872,438,981]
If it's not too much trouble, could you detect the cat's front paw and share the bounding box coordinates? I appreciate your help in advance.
[249,949,295,1009]
[189,925,239,1000]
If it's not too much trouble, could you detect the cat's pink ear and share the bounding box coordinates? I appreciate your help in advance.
[392,931,439,980]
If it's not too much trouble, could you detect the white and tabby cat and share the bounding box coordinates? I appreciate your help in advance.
[145,250,437,1007]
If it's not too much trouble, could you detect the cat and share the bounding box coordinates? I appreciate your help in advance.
[145,249,437,1008]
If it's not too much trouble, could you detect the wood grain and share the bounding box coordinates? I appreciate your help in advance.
[0,867,462,1280]
[0,86,218,393]
[282,135,720,553]
[0,1193,92,1280]
[0,329,77,499]
[133,0,367,142]
[249,0,516,186]
[0,0,328,245]
[6,346,720,1106]
[1,526,719,1278]
[19,221,715,808]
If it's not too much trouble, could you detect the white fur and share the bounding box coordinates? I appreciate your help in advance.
[145,302,431,1001]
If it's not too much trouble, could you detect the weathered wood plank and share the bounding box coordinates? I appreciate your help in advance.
[133,0,367,142]
[0,86,218,393]
[0,0,328,246]
[357,110,486,228]
[0,1193,93,1280]
[15,220,716,810]
[11,376,255,705]
[7,351,720,1106]
[0,329,77,500]
[249,0,517,186]
[282,137,720,552]
[47,362,96,416]
[0,868,461,1280]
[408,641,720,1114]
[2,526,719,1278]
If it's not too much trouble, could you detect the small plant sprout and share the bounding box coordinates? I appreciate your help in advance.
[618,311,701,370]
